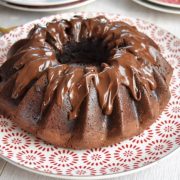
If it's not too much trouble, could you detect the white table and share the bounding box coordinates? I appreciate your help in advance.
[0,0,179,179]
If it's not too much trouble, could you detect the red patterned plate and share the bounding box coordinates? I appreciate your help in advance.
[0,12,179,179]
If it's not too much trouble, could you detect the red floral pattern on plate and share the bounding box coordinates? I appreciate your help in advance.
[156,120,180,138]
[35,165,62,174]
[0,37,11,52]
[178,70,180,79]
[0,12,179,178]
[0,115,16,133]
[8,26,25,38]
[170,71,178,86]
[82,148,111,166]
[133,156,159,169]
[158,43,166,55]
[171,84,180,99]
[66,166,96,176]
[100,163,130,175]
[0,145,13,159]
[131,129,153,144]
[34,139,57,152]
[167,36,180,53]
[114,144,143,162]
[136,19,154,31]
[49,150,78,167]
[2,132,31,150]
[17,150,45,166]
[164,100,180,119]
[145,139,173,156]
[175,135,180,145]
[150,26,170,42]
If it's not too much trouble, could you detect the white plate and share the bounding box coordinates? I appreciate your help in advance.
[147,0,180,8]
[133,0,180,14]
[0,0,95,12]
[0,12,179,179]
[2,0,78,6]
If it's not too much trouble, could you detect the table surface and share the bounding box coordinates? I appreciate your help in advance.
[0,0,180,180]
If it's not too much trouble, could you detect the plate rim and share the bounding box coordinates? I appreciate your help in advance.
[132,0,180,14]
[147,0,180,8]
[2,0,81,6]
[0,0,96,12]
[0,12,179,179]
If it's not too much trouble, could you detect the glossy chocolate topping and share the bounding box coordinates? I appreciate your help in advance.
[7,16,160,120]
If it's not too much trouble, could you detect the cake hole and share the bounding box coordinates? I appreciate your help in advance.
[58,38,110,66]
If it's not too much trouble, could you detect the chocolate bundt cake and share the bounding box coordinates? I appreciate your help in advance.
[0,16,173,149]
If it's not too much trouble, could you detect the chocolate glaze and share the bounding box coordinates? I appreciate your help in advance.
[4,16,161,120]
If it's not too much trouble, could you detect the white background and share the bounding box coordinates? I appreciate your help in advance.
[0,0,179,180]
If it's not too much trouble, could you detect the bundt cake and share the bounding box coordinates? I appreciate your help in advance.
[0,16,173,149]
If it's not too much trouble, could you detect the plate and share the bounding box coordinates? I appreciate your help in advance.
[2,0,78,6]
[133,0,180,14]
[0,0,95,12]
[147,0,180,8]
[0,12,179,179]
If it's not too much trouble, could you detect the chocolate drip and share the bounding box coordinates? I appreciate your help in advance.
[6,16,160,119]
